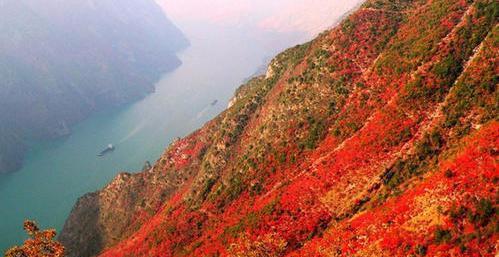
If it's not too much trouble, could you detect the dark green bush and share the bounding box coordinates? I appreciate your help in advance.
[434,227,452,243]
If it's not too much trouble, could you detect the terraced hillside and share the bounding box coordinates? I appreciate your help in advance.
[60,0,498,256]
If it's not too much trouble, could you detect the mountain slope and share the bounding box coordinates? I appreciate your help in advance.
[0,0,188,173]
[60,0,498,256]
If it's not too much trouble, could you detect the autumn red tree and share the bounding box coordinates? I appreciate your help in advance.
[4,220,64,257]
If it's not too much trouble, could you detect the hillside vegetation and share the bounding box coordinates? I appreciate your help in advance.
[60,0,498,256]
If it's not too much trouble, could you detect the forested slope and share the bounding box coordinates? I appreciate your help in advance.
[60,0,498,256]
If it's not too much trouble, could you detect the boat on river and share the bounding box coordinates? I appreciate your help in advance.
[98,144,115,157]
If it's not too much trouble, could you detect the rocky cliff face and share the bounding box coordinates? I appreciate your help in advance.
[0,0,188,173]
[60,0,498,256]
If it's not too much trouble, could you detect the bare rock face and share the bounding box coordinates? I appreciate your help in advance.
[58,192,102,257]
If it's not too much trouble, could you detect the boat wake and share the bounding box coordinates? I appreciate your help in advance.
[119,122,146,144]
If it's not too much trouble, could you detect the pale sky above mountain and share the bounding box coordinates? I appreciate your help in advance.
[155,0,364,36]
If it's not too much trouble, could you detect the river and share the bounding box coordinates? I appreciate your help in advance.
[0,22,305,252]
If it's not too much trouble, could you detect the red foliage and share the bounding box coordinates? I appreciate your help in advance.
[92,1,497,256]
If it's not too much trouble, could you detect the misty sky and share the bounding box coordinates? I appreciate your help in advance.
[155,0,364,36]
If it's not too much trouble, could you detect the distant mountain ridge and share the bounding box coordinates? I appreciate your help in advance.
[0,0,188,173]
[155,0,364,36]
[60,0,498,256]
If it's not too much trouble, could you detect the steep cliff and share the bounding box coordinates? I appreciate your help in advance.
[61,0,498,256]
[0,0,188,173]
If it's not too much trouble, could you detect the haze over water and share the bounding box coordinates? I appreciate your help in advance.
[0,19,307,251]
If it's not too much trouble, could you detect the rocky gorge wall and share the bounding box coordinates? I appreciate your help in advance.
[0,0,188,173]
[60,0,498,256]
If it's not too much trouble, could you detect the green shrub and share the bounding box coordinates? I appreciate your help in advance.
[434,227,452,243]
[415,244,428,256]
[469,199,495,226]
